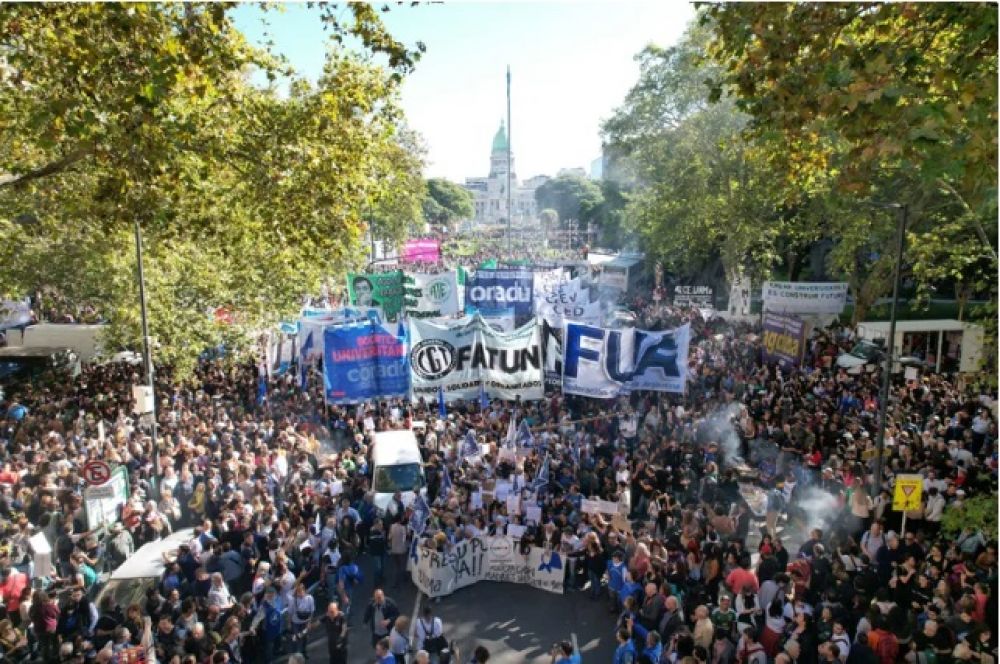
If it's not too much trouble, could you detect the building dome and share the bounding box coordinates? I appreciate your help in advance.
[491,120,508,153]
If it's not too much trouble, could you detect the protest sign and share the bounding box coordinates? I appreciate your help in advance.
[672,285,714,307]
[562,323,691,398]
[408,314,543,402]
[411,536,564,598]
[322,321,409,404]
[541,319,563,388]
[402,238,440,263]
[761,313,807,368]
[404,271,460,318]
[762,281,848,314]
[347,270,405,321]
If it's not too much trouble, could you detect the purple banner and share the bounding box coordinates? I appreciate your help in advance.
[762,313,806,367]
[402,239,440,264]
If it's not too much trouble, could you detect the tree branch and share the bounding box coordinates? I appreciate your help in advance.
[0,145,94,189]
[937,178,999,263]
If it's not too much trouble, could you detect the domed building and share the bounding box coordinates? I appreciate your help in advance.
[463,120,545,226]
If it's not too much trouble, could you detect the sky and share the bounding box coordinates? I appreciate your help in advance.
[232,2,697,182]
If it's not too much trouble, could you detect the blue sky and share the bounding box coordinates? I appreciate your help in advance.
[232,2,696,182]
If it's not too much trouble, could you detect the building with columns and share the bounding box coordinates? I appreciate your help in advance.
[464,120,544,225]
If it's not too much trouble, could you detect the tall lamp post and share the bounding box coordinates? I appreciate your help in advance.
[871,202,908,498]
[134,220,159,479]
[506,65,512,254]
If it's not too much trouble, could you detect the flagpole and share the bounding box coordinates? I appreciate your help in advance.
[506,65,512,254]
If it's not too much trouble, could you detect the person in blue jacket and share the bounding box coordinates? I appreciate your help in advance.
[255,586,283,664]
[627,618,663,664]
[606,551,627,612]
[550,640,582,664]
[613,628,637,664]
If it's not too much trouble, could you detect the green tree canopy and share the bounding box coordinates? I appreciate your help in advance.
[533,174,604,229]
[422,177,474,228]
[0,4,425,374]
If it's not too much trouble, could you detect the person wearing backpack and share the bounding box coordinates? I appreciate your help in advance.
[416,606,447,660]
[336,553,364,621]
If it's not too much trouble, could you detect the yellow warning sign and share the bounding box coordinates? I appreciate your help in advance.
[893,474,923,512]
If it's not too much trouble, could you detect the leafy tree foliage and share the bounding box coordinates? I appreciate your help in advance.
[422,177,474,228]
[703,2,997,325]
[0,4,425,375]
[533,174,604,230]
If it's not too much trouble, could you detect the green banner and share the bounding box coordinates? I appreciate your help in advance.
[478,259,498,269]
[346,270,404,321]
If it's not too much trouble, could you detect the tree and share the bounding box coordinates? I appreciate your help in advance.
[0,4,425,374]
[940,493,999,538]
[422,177,474,228]
[703,3,997,328]
[533,174,604,229]
[602,23,805,288]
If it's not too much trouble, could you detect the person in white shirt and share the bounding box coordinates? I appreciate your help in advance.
[414,606,445,654]
[923,487,946,536]
[207,572,234,610]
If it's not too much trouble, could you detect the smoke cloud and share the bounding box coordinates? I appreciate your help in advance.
[698,402,745,468]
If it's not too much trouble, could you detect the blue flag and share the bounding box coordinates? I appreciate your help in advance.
[461,428,479,460]
[440,464,453,497]
[409,494,431,536]
[299,330,315,391]
[532,454,550,493]
[479,381,489,411]
[437,386,447,419]
[504,416,517,449]
[516,419,535,448]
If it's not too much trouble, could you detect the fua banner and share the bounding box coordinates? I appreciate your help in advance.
[562,323,690,398]
[761,312,807,368]
[762,281,848,315]
[410,536,563,598]
[404,271,460,319]
[408,314,543,402]
[322,321,409,404]
[465,269,534,320]
[347,271,405,321]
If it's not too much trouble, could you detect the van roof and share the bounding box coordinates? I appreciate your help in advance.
[371,430,421,466]
[109,528,194,580]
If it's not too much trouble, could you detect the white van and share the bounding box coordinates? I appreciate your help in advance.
[371,430,426,515]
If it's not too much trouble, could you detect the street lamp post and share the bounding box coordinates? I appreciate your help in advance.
[871,203,907,498]
[134,220,159,479]
[506,65,512,255]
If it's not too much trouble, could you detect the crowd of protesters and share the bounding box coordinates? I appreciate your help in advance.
[0,246,996,664]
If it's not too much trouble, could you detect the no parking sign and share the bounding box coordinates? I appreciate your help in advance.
[83,460,112,487]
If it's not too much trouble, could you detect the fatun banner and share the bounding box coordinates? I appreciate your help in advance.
[404,271,460,319]
[762,281,848,314]
[410,536,563,598]
[465,269,534,320]
[347,271,405,321]
[322,322,409,404]
[562,323,691,398]
[761,313,807,368]
[408,314,543,402]
[402,238,440,263]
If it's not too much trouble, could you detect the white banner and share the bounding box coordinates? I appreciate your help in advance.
[599,270,628,291]
[409,314,543,402]
[562,323,690,398]
[532,268,569,306]
[762,281,848,314]
[404,271,460,318]
[539,299,603,327]
[410,536,564,598]
[0,298,32,331]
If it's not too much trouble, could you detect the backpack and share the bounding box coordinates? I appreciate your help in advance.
[873,631,899,664]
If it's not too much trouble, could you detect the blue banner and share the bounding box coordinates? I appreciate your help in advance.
[323,322,409,404]
[465,269,534,320]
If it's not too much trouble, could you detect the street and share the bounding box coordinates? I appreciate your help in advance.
[295,553,616,664]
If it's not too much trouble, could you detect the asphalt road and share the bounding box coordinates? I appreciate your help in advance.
[295,554,617,664]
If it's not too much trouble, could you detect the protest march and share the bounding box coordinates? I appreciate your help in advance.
[0,241,995,664]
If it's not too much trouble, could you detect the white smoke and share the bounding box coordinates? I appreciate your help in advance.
[699,402,745,468]
[795,486,840,533]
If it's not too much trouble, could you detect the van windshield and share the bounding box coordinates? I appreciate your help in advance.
[374,463,423,493]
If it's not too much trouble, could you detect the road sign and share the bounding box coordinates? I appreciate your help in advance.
[893,474,923,512]
[82,460,112,487]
